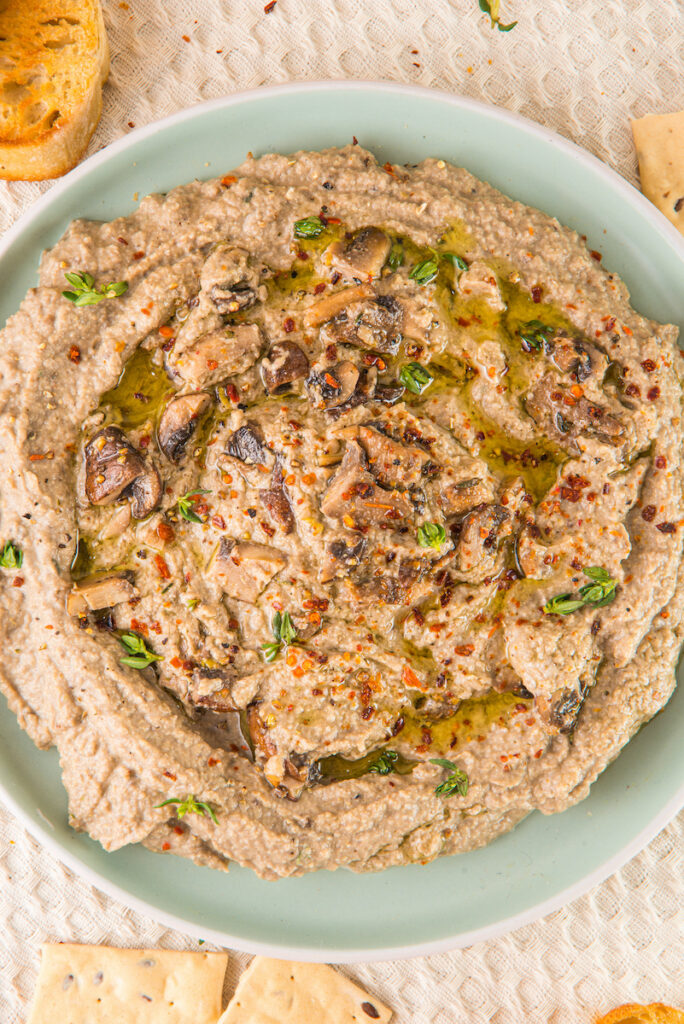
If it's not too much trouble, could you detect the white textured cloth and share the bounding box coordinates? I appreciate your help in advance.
[1,1,683,1021]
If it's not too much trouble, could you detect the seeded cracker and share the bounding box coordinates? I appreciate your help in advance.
[632,109,684,234]
[27,944,227,1024]
[218,956,392,1024]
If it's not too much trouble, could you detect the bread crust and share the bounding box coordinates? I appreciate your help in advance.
[0,1,109,180]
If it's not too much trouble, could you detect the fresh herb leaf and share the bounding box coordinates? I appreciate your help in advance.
[186,597,199,611]
[0,541,23,569]
[177,488,211,524]
[417,522,447,549]
[262,609,298,662]
[62,271,128,307]
[118,632,162,669]
[293,215,325,239]
[443,252,469,272]
[155,793,218,824]
[399,361,434,395]
[430,757,469,798]
[543,594,587,616]
[497,19,517,30]
[387,242,404,271]
[368,750,399,775]
[519,319,553,352]
[409,256,439,286]
[544,566,617,616]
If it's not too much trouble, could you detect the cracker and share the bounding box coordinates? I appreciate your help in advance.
[218,956,392,1024]
[632,109,684,234]
[27,943,227,1024]
[596,1004,684,1024]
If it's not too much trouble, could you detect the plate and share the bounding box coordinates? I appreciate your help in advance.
[1,82,683,962]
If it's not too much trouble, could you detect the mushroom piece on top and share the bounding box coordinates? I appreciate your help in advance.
[85,426,145,505]
[157,392,211,462]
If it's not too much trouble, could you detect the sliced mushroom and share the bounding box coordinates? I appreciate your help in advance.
[373,383,405,405]
[157,392,211,462]
[354,423,428,487]
[307,361,360,410]
[227,421,269,465]
[258,461,295,533]
[260,341,310,394]
[329,295,404,354]
[544,331,594,382]
[188,667,238,713]
[247,703,277,758]
[452,503,512,579]
[321,440,412,528]
[526,376,624,446]
[303,284,373,328]
[85,427,145,506]
[210,281,257,314]
[320,533,367,582]
[129,464,162,518]
[98,503,132,540]
[436,477,492,515]
[211,538,287,603]
[174,323,262,388]
[67,573,138,616]
[328,227,392,280]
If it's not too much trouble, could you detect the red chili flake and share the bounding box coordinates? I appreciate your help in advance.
[283,317,295,333]
[603,317,616,332]
[206,359,219,371]
[382,161,397,177]
[311,687,323,696]
[454,644,475,656]
[173,825,184,835]
[647,386,661,401]
[212,514,226,530]
[624,383,640,398]
[590,250,602,262]
[352,136,358,145]
[163,770,177,780]
[361,706,374,720]
[314,282,326,294]
[12,576,24,587]
[330,271,341,285]
[170,656,182,668]
[656,522,676,534]
[139,434,151,449]
[161,338,175,352]
[220,174,237,187]
[132,250,145,260]
[531,285,543,303]
[655,455,667,469]
[154,554,171,579]
[68,345,81,363]
[162,842,171,851]
[157,522,175,543]
[640,359,656,373]
[159,325,174,339]
[182,34,190,42]
[297,250,308,261]
[207,756,220,767]
[264,0,277,11]
[225,382,239,402]
[260,520,275,537]
[117,236,129,245]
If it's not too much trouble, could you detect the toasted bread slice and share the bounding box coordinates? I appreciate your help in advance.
[596,1003,684,1024]
[0,1,109,180]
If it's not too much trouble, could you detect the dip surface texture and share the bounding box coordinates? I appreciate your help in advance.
[0,145,682,878]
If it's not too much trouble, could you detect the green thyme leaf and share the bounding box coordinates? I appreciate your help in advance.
[368,750,399,775]
[262,610,298,662]
[155,794,218,824]
[543,594,586,616]
[0,541,23,570]
[386,242,404,271]
[417,522,447,549]
[399,361,434,395]
[293,215,325,239]
[497,19,517,30]
[544,566,617,616]
[62,271,128,307]
[409,257,439,286]
[177,488,211,523]
[430,758,469,798]
[118,632,162,669]
[519,320,553,352]
[443,252,469,272]
[478,0,517,31]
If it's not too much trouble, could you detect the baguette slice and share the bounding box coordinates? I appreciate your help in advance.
[0,0,109,180]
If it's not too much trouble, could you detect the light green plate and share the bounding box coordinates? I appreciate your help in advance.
[1,83,683,962]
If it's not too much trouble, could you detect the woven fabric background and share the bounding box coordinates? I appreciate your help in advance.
[1,0,683,1020]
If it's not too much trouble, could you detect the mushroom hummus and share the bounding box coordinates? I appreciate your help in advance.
[0,145,682,879]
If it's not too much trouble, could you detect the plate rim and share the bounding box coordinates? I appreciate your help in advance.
[1,79,683,962]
